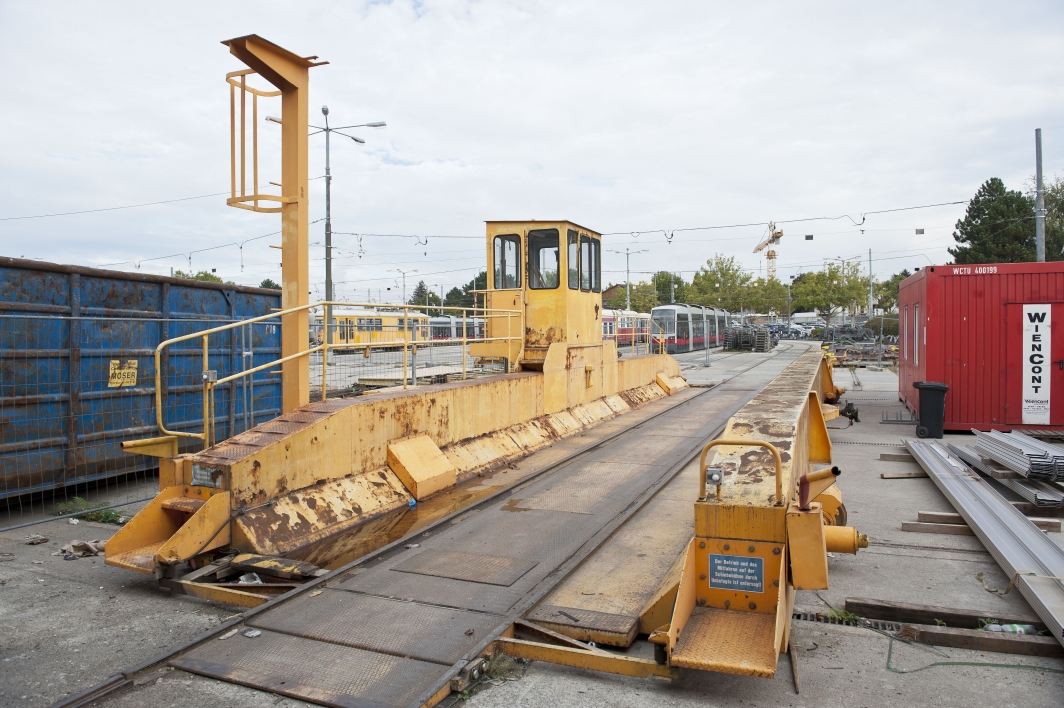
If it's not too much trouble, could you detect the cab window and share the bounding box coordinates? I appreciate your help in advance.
[494,234,521,289]
[567,230,579,289]
[579,235,601,292]
[528,229,560,289]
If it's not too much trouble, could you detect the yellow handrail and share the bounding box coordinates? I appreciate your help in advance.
[698,438,784,506]
[154,300,523,450]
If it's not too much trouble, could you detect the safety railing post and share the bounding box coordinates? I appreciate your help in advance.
[201,334,210,451]
[321,319,328,402]
[462,309,468,381]
[402,306,408,390]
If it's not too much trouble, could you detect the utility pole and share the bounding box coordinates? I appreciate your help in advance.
[868,249,874,320]
[607,247,648,310]
[307,107,385,317]
[670,272,675,303]
[1036,128,1046,262]
[787,275,793,329]
[394,268,417,304]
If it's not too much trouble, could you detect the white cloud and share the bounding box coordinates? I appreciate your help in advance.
[1,0,1061,298]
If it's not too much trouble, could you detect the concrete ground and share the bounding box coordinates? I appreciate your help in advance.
[4,347,1063,707]
[461,364,1064,708]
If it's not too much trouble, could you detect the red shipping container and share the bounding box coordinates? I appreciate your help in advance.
[898,262,1064,431]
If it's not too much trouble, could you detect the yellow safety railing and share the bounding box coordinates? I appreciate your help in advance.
[154,301,523,450]
[604,314,666,356]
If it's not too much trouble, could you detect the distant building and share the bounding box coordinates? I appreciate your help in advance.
[602,284,624,303]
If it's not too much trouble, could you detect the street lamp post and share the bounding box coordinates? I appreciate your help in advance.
[304,107,385,342]
[606,247,649,310]
[394,268,417,304]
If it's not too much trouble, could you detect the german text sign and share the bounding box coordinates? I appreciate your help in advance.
[1022,304,1051,425]
[709,553,764,593]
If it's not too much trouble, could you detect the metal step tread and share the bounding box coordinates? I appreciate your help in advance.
[106,541,167,574]
[670,607,778,677]
[161,496,207,514]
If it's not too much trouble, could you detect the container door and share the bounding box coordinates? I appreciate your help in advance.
[1005,303,1064,426]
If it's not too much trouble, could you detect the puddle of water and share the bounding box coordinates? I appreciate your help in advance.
[287,464,538,570]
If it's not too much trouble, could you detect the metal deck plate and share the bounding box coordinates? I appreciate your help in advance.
[171,629,448,708]
[391,550,538,586]
[525,604,638,640]
[517,461,667,514]
[248,589,502,664]
[670,607,779,677]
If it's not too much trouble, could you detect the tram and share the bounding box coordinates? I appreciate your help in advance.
[429,315,485,340]
[312,308,430,350]
[650,303,729,353]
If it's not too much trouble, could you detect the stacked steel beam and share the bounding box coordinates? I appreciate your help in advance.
[973,429,1064,481]
[947,443,1064,508]
[905,440,1064,651]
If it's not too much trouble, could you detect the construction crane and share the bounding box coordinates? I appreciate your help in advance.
[753,221,783,280]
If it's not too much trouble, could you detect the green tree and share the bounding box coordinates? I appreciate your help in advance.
[745,277,787,315]
[792,261,866,324]
[627,281,659,313]
[442,271,487,309]
[174,269,223,283]
[259,278,281,290]
[947,178,1064,263]
[407,280,442,313]
[688,255,752,311]
[874,270,910,312]
[650,271,687,304]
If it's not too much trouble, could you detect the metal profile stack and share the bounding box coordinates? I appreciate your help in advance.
[948,444,1064,508]
[905,440,1064,652]
[973,429,1064,481]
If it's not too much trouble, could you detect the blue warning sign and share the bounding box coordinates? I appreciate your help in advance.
[709,553,764,593]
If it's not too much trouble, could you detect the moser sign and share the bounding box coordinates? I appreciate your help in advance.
[1022,304,1051,425]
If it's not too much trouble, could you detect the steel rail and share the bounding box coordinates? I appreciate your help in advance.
[52,344,805,708]
[905,440,1064,648]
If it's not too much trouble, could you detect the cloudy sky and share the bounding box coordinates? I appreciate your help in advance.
[1,1,1061,302]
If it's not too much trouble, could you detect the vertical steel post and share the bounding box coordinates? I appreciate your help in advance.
[462,309,468,381]
[868,249,874,320]
[321,330,328,401]
[402,306,408,389]
[201,335,210,450]
[1036,128,1046,262]
[223,35,319,413]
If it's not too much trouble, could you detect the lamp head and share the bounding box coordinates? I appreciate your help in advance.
[322,105,329,116]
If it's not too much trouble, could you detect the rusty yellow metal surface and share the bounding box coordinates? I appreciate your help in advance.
[387,435,457,500]
[121,436,178,459]
[105,486,210,572]
[815,484,844,525]
[691,538,786,614]
[664,350,865,678]
[785,503,828,589]
[670,607,779,677]
[824,524,867,554]
[495,638,679,679]
[176,580,270,608]
[232,469,411,557]
[222,35,321,413]
[666,538,698,654]
[820,403,840,421]
[156,491,232,565]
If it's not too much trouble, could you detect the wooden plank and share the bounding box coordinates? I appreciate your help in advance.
[844,597,1044,630]
[879,452,915,462]
[899,623,1063,658]
[901,521,973,535]
[917,510,1060,532]
[880,471,928,479]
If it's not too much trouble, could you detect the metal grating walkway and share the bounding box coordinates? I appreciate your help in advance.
[169,360,802,707]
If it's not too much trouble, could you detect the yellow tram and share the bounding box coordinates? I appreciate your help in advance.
[313,308,430,350]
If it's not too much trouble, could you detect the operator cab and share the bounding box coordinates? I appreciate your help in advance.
[479,221,603,369]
